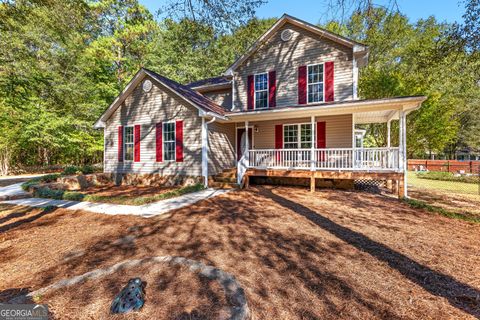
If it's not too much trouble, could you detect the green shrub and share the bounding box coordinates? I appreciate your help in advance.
[80,165,95,174]
[63,191,85,201]
[416,171,479,184]
[32,186,64,200]
[21,173,61,191]
[63,166,81,175]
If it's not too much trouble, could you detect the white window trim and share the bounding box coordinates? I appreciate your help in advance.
[163,121,176,162]
[254,72,269,110]
[123,125,134,162]
[306,63,325,104]
[282,123,313,149]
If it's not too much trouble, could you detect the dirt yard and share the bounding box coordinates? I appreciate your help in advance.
[0,186,479,319]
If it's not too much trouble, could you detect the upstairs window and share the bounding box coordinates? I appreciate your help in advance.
[254,73,268,109]
[307,64,324,103]
[124,126,134,161]
[163,122,176,161]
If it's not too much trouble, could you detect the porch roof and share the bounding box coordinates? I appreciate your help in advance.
[223,96,427,123]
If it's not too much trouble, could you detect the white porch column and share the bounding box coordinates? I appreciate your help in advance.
[244,120,249,162]
[310,115,315,171]
[387,120,391,148]
[398,111,408,197]
[352,113,356,169]
[201,117,208,188]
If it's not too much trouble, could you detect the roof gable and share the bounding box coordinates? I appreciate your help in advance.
[224,14,368,75]
[94,69,226,128]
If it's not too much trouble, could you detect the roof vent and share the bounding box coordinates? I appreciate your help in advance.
[142,79,152,92]
[281,29,292,41]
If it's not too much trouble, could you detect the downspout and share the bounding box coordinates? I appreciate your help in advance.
[201,116,217,188]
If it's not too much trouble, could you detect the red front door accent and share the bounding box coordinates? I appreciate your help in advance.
[237,128,253,161]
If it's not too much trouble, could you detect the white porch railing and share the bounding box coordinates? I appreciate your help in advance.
[247,147,400,171]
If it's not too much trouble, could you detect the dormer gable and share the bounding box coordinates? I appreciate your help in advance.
[228,14,369,111]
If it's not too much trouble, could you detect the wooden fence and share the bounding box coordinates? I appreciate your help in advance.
[408,160,480,174]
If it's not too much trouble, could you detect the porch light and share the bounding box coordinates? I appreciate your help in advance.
[254,125,259,132]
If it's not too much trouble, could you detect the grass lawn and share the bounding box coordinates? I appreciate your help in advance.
[407,171,480,219]
[407,171,480,196]
[0,186,479,319]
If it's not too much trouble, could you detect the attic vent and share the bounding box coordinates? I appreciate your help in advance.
[142,79,152,92]
[281,29,292,41]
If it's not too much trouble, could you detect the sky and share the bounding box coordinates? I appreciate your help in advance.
[139,0,465,25]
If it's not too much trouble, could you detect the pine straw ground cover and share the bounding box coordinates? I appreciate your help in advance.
[0,186,479,319]
[42,263,230,320]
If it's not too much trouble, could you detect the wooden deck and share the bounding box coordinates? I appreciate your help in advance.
[244,169,405,198]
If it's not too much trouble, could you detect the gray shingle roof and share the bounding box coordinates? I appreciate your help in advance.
[144,68,226,116]
[186,76,231,88]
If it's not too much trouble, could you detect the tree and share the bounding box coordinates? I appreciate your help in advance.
[325,8,479,158]
[161,0,267,33]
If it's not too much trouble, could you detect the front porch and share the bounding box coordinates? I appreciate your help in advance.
[224,97,427,198]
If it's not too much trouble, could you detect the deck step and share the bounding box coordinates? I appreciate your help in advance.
[209,181,239,189]
[214,171,237,179]
[212,176,237,183]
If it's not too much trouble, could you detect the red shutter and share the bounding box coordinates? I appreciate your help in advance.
[275,125,283,149]
[247,75,254,110]
[175,120,184,162]
[275,124,283,161]
[325,61,334,102]
[156,123,162,162]
[118,126,123,162]
[298,66,307,104]
[316,122,326,148]
[268,70,276,108]
[134,124,140,162]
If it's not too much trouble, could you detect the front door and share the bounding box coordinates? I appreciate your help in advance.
[237,128,253,160]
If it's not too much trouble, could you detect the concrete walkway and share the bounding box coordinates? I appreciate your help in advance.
[1,188,231,218]
[0,182,30,200]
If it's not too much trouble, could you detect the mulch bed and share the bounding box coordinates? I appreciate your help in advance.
[0,186,479,319]
[41,263,229,320]
[80,185,179,198]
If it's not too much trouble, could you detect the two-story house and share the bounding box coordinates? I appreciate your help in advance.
[94,14,426,198]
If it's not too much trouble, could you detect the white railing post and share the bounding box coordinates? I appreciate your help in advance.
[311,116,315,171]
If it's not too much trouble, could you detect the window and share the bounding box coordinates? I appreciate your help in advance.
[307,64,324,103]
[163,122,176,161]
[283,125,298,149]
[284,124,312,149]
[124,126,134,161]
[300,124,312,148]
[254,73,268,109]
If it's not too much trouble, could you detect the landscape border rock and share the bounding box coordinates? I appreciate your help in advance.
[10,256,250,320]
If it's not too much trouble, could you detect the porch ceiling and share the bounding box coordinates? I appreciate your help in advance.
[354,110,399,124]
[222,96,426,123]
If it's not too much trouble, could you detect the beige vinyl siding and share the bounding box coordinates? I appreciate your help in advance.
[237,114,352,149]
[233,22,353,111]
[208,122,236,175]
[104,75,202,176]
[202,89,232,110]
